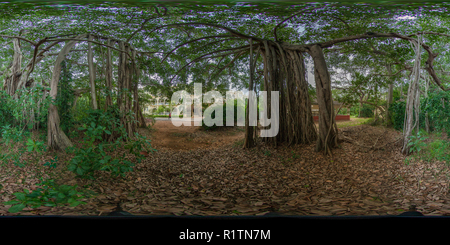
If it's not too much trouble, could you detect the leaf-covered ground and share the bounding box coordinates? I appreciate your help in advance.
[2,122,450,216]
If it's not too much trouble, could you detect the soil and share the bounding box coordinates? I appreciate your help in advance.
[144,120,245,151]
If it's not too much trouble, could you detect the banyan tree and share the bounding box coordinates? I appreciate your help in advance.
[2,4,450,155]
[154,5,450,154]
[1,33,148,150]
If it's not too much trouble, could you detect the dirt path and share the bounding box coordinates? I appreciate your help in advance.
[142,120,245,151]
[148,117,369,151]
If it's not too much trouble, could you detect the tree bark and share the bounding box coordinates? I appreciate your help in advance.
[88,34,98,110]
[386,64,394,125]
[402,35,422,155]
[105,38,113,109]
[117,42,136,139]
[47,35,87,150]
[244,41,316,148]
[131,49,146,128]
[3,38,22,96]
[424,75,430,132]
[244,38,255,148]
[308,44,337,154]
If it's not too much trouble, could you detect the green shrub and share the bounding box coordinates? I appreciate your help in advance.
[1,125,26,146]
[0,84,52,131]
[202,100,245,130]
[360,104,374,117]
[80,107,125,141]
[3,179,90,213]
[350,104,374,118]
[56,60,75,133]
[388,101,406,130]
[423,90,450,136]
[405,130,450,164]
[67,122,114,178]
[67,121,156,179]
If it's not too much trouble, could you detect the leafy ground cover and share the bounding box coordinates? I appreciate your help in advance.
[2,122,450,216]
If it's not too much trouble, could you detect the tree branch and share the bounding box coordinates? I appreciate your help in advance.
[161,35,233,63]
[150,22,262,41]
[210,50,247,80]
[0,35,37,46]
[169,45,255,84]
[273,5,330,42]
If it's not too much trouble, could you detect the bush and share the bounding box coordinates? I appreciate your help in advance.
[350,104,374,118]
[202,100,245,130]
[405,130,450,165]
[0,84,52,131]
[80,107,124,140]
[3,179,90,213]
[423,90,450,136]
[67,121,156,179]
[360,104,374,117]
[57,60,75,133]
[390,90,450,134]
[388,100,406,130]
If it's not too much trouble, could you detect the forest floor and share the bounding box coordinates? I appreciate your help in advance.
[2,119,450,216]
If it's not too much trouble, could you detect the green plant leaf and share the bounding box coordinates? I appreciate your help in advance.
[8,204,26,213]
[4,200,20,205]
[14,193,26,201]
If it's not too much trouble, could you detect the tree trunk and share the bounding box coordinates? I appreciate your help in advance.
[402,36,422,155]
[308,44,337,154]
[244,40,316,148]
[117,42,136,139]
[3,38,22,96]
[131,49,146,128]
[424,75,430,132]
[47,35,87,150]
[374,84,378,123]
[386,64,394,126]
[359,101,362,117]
[88,34,98,110]
[105,38,113,109]
[243,38,255,148]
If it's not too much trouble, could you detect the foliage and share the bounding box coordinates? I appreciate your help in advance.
[390,89,450,134]
[26,138,45,153]
[423,90,450,136]
[3,179,90,213]
[388,100,406,131]
[407,130,428,154]
[202,100,245,130]
[67,122,113,179]
[72,94,92,122]
[0,125,30,167]
[1,125,26,146]
[80,108,125,140]
[56,60,76,133]
[405,130,450,165]
[67,121,156,179]
[156,105,168,114]
[360,104,375,118]
[0,84,52,131]
[44,156,58,168]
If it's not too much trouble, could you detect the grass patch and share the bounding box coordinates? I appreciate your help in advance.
[336,117,372,128]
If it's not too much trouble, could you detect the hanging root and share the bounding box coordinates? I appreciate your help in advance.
[255,43,317,147]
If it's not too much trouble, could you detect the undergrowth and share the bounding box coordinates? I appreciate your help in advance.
[4,178,93,213]
[405,130,450,165]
